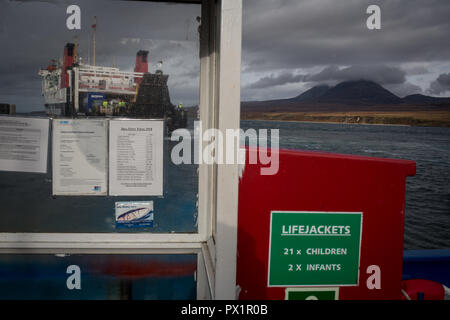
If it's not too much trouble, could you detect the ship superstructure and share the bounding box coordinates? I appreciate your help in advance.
[39,43,145,116]
[39,43,186,130]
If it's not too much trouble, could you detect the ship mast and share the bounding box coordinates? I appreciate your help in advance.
[92,16,97,66]
[73,35,78,63]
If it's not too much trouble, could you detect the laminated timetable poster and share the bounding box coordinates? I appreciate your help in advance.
[52,119,108,196]
[109,120,164,196]
[0,116,49,174]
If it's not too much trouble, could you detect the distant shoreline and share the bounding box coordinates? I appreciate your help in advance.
[242,118,411,127]
[241,111,450,127]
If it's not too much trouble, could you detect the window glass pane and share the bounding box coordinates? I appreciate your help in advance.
[0,1,201,233]
[0,254,197,299]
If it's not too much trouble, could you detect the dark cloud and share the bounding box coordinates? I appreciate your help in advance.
[247,64,411,96]
[428,73,450,95]
[385,82,422,98]
[403,65,429,75]
[246,72,306,89]
[242,0,450,71]
[306,65,406,85]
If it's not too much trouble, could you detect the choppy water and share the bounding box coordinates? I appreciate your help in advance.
[241,120,450,250]
[1,116,448,249]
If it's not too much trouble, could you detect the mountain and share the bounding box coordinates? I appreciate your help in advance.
[242,80,450,112]
[291,85,330,102]
[291,80,402,105]
[321,80,403,104]
[402,94,450,104]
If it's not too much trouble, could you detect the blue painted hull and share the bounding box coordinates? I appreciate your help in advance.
[403,249,450,288]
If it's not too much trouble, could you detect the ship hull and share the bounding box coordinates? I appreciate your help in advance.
[45,103,64,116]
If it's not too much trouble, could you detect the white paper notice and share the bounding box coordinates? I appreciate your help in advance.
[109,120,164,196]
[52,119,107,196]
[0,116,49,173]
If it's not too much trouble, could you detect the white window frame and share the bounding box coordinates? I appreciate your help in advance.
[0,0,242,300]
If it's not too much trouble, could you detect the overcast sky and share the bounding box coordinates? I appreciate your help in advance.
[242,0,450,101]
[1,0,450,112]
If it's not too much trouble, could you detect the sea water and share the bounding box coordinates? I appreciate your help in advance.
[241,120,450,250]
[0,118,448,249]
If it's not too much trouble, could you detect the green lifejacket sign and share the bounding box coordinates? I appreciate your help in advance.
[268,211,363,287]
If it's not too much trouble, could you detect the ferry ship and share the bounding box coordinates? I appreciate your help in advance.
[39,39,187,132]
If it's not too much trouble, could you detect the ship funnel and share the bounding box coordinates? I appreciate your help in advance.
[61,43,75,89]
[134,50,149,84]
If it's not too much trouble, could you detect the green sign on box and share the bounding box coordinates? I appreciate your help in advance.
[268,211,363,287]
[285,287,339,300]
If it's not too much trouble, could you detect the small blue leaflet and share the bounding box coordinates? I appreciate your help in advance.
[115,201,154,228]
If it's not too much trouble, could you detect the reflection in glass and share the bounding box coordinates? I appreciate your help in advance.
[0,1,201,233]
[0,254,197,300]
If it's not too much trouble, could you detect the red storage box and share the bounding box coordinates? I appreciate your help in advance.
[237,147,416,300]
